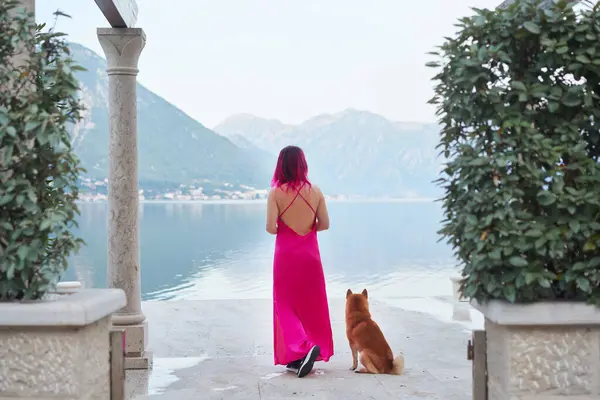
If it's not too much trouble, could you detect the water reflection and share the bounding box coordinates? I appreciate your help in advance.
[66,201,456,301]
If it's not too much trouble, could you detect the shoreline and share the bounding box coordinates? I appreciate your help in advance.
[76,197,437,205]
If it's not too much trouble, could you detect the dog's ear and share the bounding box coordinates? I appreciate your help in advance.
[346,289,352,298]
[361,289,368,298]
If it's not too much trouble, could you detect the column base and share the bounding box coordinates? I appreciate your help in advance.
[125,350,154,370]
[114,320,153,370]
[452,303,472,322]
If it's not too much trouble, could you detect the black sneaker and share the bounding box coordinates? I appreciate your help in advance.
[297,345,320,378]
[285,359,301,373]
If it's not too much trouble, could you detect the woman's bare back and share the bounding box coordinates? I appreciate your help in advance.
[275,184,322,236]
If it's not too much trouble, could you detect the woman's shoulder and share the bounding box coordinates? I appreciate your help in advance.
[309,184,322,194]
[271,183,321,196]
[270,185,286,194]
[268,187,280,200]
[269,185,288,198]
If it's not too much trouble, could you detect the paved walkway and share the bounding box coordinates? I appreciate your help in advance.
[126,298,475,399]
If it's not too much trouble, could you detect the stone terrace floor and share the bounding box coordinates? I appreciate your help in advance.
[126,298,477,399]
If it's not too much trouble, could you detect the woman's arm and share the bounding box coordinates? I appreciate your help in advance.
[315,187,330,232]
[266,189,278,235]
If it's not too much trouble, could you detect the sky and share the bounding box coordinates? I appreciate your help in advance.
[36,0,504,128]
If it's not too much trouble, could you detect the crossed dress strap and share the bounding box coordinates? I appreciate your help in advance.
[278,183,316,218]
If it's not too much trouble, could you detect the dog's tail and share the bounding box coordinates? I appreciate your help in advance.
[391,352,405,375]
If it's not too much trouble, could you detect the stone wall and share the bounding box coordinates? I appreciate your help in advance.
[485,319,600,400]
[0,317,110,399]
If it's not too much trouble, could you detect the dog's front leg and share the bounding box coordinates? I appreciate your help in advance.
[349,341,358,370]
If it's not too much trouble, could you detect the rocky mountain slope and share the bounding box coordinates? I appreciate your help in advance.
[69,43,268,194]
[215,110,443,198]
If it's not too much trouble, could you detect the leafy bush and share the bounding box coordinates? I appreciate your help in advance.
[0,1,84,301]
[428,0,600,305]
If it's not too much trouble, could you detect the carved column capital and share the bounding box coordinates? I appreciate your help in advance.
[97,28,146,76]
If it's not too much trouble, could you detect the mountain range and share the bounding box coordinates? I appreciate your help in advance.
[69,43,267,195]
[215,112,443,197]
[69,42,442,198]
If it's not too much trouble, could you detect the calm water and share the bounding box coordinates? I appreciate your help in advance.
[64,201,457,301]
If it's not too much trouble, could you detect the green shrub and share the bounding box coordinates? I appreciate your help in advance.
[0,1,84,301]
[428,0,600,305]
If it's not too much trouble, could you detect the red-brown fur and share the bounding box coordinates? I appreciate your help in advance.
[345,289,404,375]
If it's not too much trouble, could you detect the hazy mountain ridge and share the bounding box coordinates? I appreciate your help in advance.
[215,110,443,198]
[68,42,441,199]
[68,43,269,195]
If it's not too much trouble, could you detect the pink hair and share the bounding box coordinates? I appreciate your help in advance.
[271,145,311,190]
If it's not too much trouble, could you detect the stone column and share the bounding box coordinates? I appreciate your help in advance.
[97,28,152,370]
[9,0,35,78]
[11,0,34,19]
[1,1,35,181]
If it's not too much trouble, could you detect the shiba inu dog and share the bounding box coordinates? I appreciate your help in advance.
[345,289,404,375]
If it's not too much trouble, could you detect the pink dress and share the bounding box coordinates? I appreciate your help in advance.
[272,185,334,365]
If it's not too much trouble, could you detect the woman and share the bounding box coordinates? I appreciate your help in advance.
[266,145,334,378]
